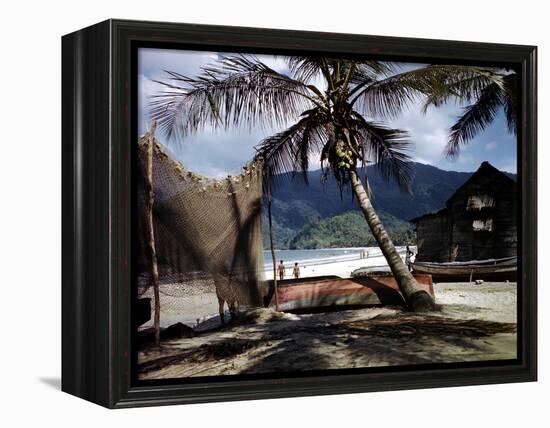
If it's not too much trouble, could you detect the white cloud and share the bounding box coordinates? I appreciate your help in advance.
[387,101,460,166]
[485,141,497,150]
[413,157,431,165]
[456,153,474,164]
[138,49,305,177]
[138,49,515,176]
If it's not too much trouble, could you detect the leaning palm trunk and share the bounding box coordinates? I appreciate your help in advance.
[349,170,434,311]
[150,55,445,310]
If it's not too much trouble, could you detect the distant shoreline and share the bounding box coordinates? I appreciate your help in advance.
[263,247,400,280]
[262,246,413,277]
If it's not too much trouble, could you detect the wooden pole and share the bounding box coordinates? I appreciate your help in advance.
[265,172,279,311]
[143,125,161,346]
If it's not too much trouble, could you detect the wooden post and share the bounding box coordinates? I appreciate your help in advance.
[143,125,161,346]
[265,173,279,311]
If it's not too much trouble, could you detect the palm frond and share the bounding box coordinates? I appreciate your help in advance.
[150,55,315,140]
[352,113,413,192]
[255,111,326,183]
[503,74,518,135]
[348,61,400,86]
[286,56,327,83]
[421,65,505,112]
[358,60,398,76]
[350,67,434,119]
[446,82,504,158]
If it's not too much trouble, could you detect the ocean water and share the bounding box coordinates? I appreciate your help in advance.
[262,247,385,270]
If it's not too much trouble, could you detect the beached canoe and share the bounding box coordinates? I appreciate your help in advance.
[410,257,517,282]
[267,274,434,312]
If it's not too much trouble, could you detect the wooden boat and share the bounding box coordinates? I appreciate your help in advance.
[267,274,434,312]
[410,256,516,282]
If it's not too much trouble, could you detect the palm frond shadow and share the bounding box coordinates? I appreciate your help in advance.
[137,311,516,377]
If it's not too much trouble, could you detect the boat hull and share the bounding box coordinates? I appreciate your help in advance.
[267,274,434,312]
[411,257,517,282]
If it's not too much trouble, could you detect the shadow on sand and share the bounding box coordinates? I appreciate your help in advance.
[137,307,517,378]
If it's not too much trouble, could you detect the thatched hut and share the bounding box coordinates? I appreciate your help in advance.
[412,162,517,263]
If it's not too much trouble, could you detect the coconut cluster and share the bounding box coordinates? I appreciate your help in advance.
[335,141,354,170]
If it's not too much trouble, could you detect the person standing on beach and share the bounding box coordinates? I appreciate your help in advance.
[278,260,286,281]
[293,262,300,279]
[405,245,414,271]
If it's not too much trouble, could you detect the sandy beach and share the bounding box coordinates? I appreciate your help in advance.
[137,280,517,380]
[264,246,397,279]
[137,244,517,380]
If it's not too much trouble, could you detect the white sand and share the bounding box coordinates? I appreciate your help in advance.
[137,281,517,379]
[264,247,407,280]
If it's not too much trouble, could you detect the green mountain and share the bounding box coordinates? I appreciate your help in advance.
[289,211,415,249]
[262,162,515,249]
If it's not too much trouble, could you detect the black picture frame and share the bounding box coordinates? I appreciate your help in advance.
[62,19,537,408]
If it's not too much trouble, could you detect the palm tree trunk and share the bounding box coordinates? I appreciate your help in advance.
[265,174,279,311]
[349,170,434,311]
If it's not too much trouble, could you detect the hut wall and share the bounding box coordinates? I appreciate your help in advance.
[493,187,517,258]
[446,165,516,262]
[415,215,450,262]
[447,196,497,262]
[414,162,517,263]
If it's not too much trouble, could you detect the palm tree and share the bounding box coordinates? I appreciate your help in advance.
[150,55,436,311]
[419,65,517,158]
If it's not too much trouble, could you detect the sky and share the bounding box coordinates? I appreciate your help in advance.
[138,48,517,178]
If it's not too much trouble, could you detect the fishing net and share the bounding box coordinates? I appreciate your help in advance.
[136,131,268,328]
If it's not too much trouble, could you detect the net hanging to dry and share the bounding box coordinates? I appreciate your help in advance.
[137,131,268,316]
